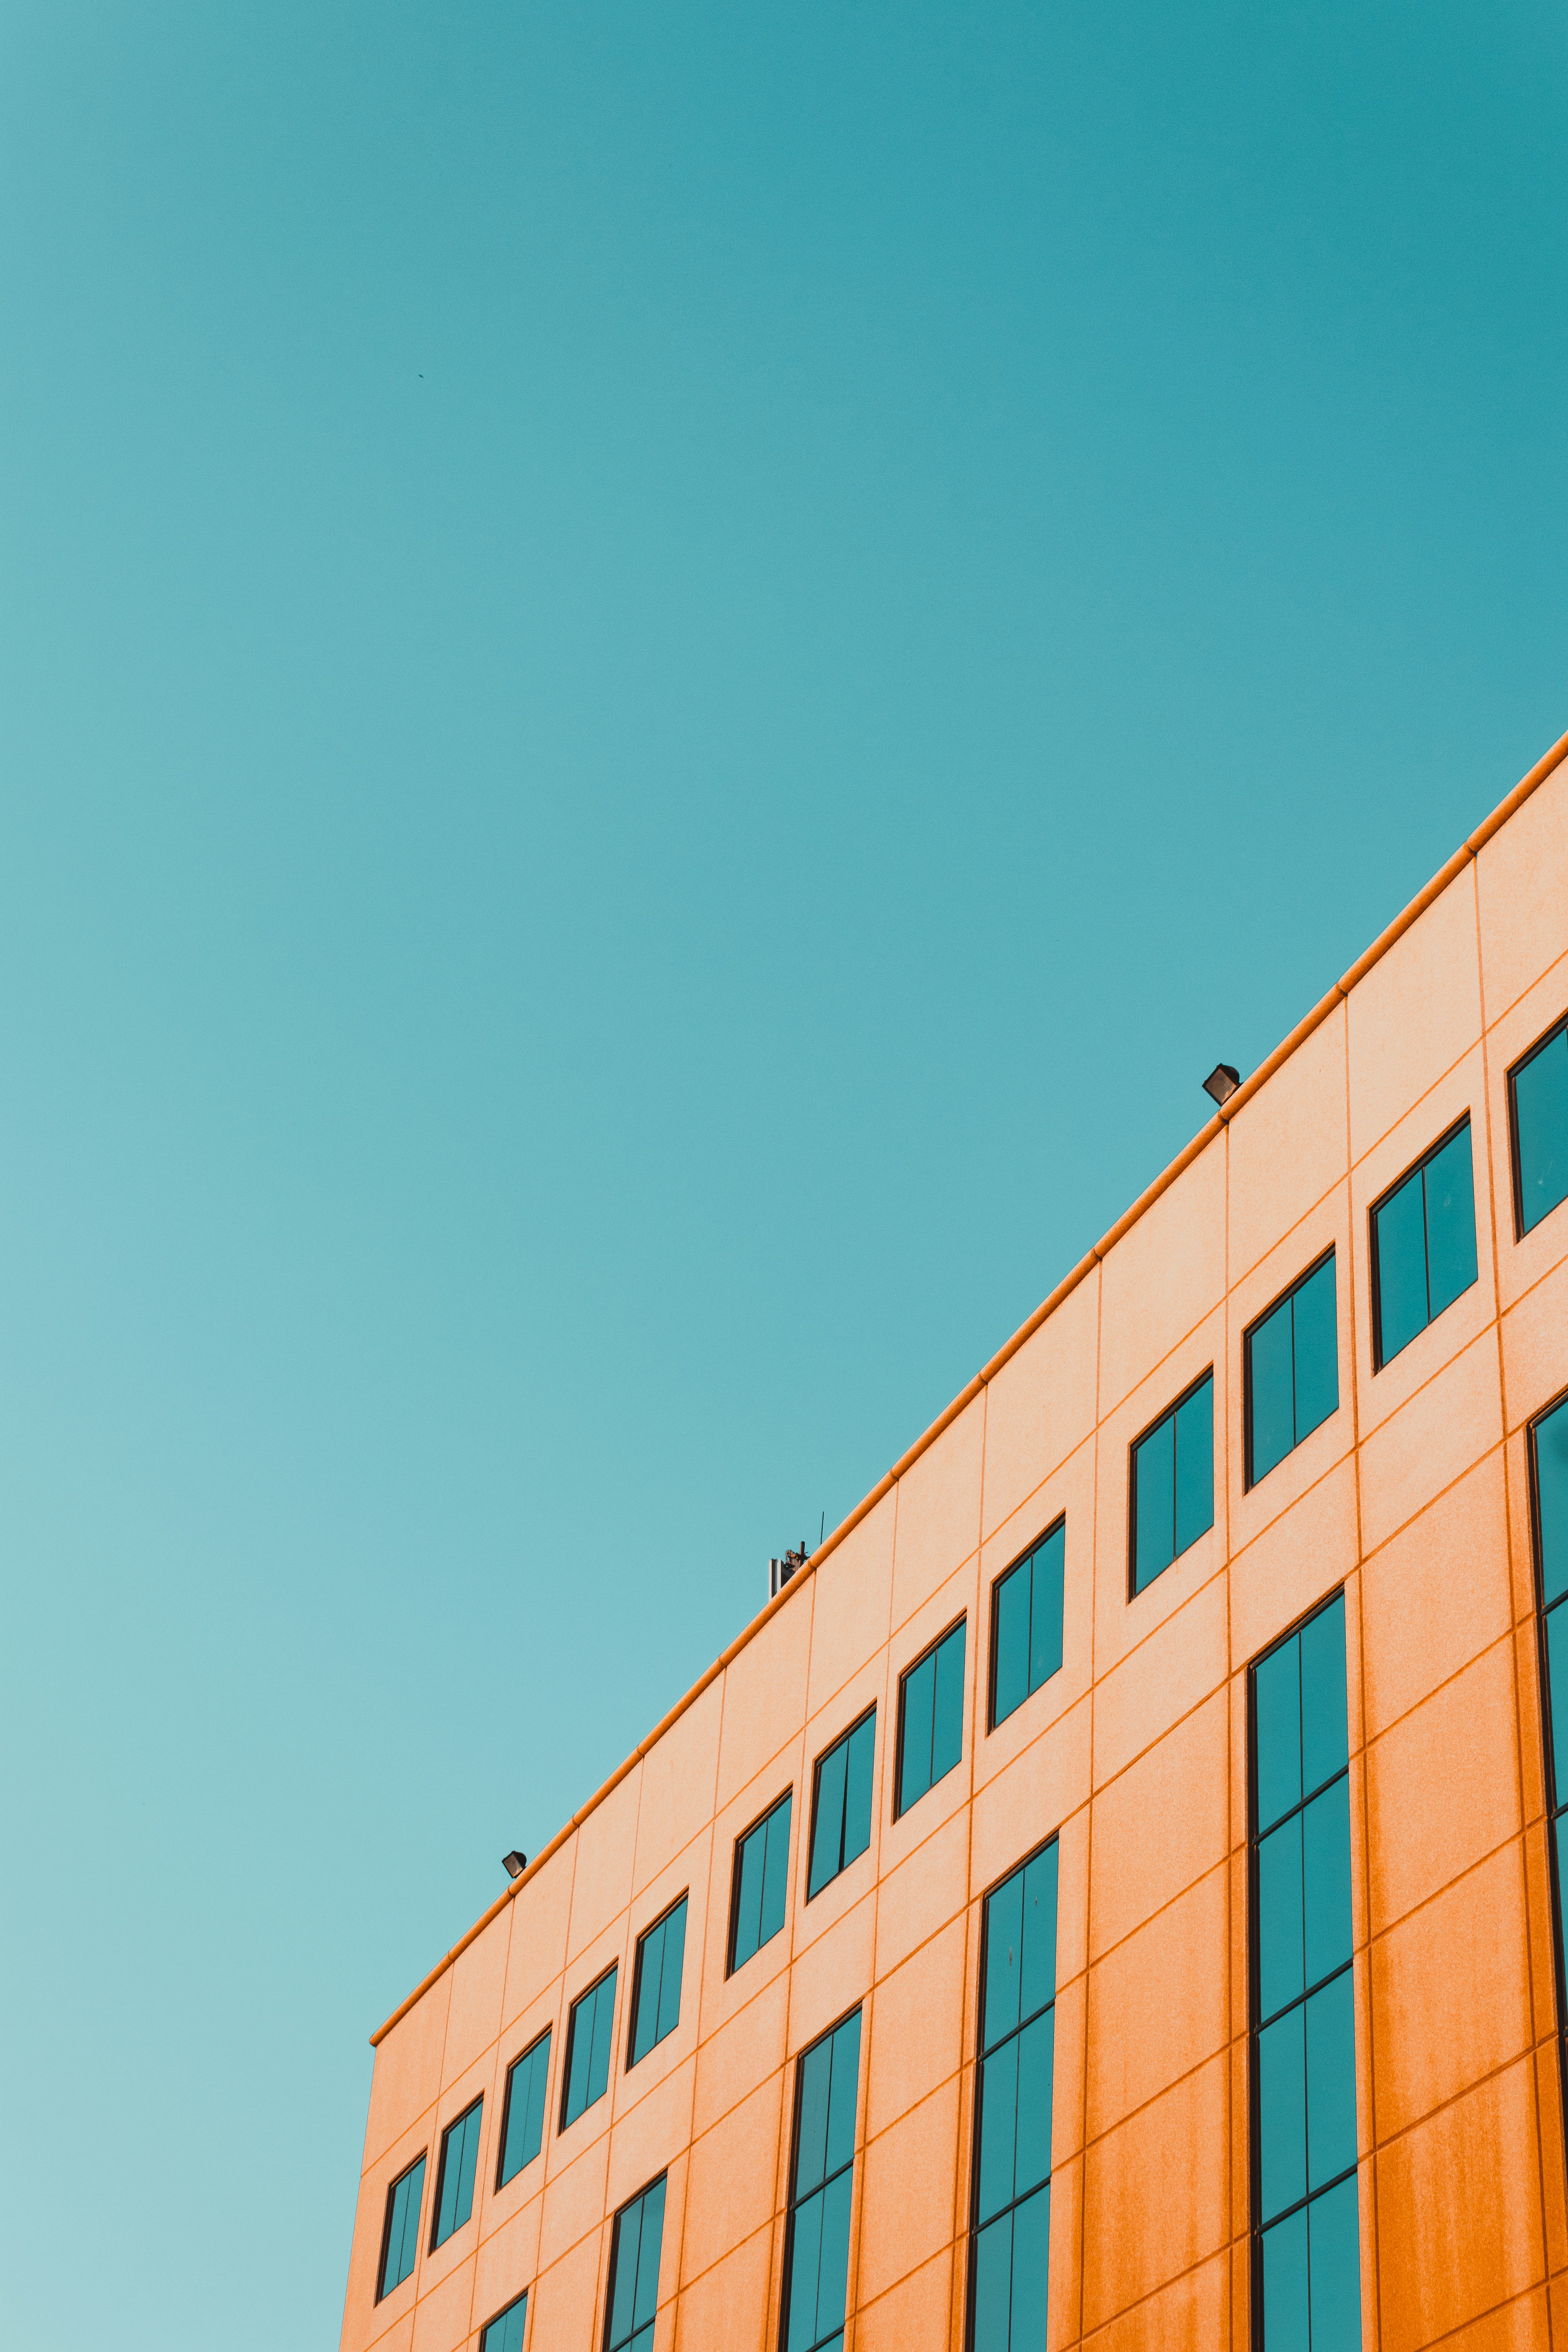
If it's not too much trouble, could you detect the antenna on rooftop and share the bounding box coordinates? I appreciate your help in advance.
[769,1536,811,1602]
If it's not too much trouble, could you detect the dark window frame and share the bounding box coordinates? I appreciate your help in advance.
[479,2289,528,2352]
[376,2150,427,2304]
[1242,1245,1338,1491]
[559,1962,619,2134]
[962,1833,1059,2352]
[1508,1009,1568,1241]
[893,1612,967,1821]
[626,1890,690,2071]
[987,1513,1065,1733]
[430,2093,484,2252]
[1528,1382,1568,2125]
[1126,1365,1215,1600]
[495,2025,552,2191]
[602,2170,668,2352]
[779,2005,864,2352]
[806,1703,877,1903]
[725,1788,793,1977]
[1368,1111,1475,1371]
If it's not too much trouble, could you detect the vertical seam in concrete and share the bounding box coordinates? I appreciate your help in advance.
[1223,1112,1237,2344]
[946,1386,988,2352]
[1076,1260,1103,2350]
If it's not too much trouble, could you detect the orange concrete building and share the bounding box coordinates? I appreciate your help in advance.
[341,728,1568,2352]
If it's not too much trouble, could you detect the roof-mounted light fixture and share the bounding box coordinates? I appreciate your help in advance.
[502,1850,528,1880]
[1202,1063,1241,1107]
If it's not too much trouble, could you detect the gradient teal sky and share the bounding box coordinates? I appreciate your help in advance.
[1,5,1563,2343]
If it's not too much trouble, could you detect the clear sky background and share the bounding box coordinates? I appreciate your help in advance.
[0,4,1563,2344]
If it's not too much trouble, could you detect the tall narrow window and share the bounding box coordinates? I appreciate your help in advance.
[1250,1593,1361,2347]
[1370,1117,1477,1367]
[628,1895,688,2067]
[431,2096,483,2250]
[781,2009,862,2352]
[1511,1014,1568,1238]
[1131,1370,1213,1594]
[1530,1393,1568,2047]
[1246,1251,1339,1488]
[728,1791,792,1974]
[807,1709,876,1899]
[991,1519,1065,1731]
[376,2152,426,2301]
[969,1839,1057,2351]
[896,1619,965,1817]
[497,2027,551,2189]
[604,2173,667,2352]
[481,2292,528,2352]
[560,1964,618,2131]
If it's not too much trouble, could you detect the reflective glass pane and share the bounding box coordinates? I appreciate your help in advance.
[899,1653,934,1816]
[814,2171,853,2343]
[1292,1254,1339,1447]
[1302,1780,1352,1988]
[1515,1027,1568,1236]
[1258,2007,1307,2223]
[993,1561,1030,1728]
[932,1622,965,1786]
[1013,2010,1054,2200]
[809,1744,848,1897]
[1299,1598,1348,1794]
[785,2192,823,2352]
[1308,2173,1362,2351]
[842,1714,875,1867]
[1021,1841,1059,2024]
[1134,1412,1175,1590]
[454,2102,480,2230]
[1258,1813,1304,2021]
[1424,1124,1477,1322]
[588,1968,617,2107]
[1305,1973,1357,2190]
[977,2036,1019,2222]
[1249,1295,1296,1486]
[1009,2181,1049,2344]
[524,2033,549,2163]
[481,2292,527,2352]
[761,1796,792,1945]
[631,1924,661,2065]
[1539,1398,1568,1606]
[1261,2207,1310,2352]
[564,1998,592,2125]
[633,2177,665,2328]
[608,2201,643,2346]
[1254,1639,1302,1834]
[826,2013,861,2176]
[655,1900,686,2044]
[984,1869,1024,2046]
[1029,1524,1065,1693]
[1174,1375,1214,1555]
[972,2212,1013,2352]
[794,2038,832,2196]
[1374,1166,1428,1363]
[732,1822,766,1969]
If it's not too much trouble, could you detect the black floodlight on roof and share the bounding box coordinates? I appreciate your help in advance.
[1203,1063,1241,1107]
[502,1850,528,1880]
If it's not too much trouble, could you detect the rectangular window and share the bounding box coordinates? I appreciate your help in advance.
[968,1838,1057,2351]
[1250,1593,1361,2348]
[376,2152,426,2301]
[628,1895,688,2067]
[896,1619,965,1817]
[728,1791,792,1974]
[1245,1250,1339,1489]
[561,1964,618,2131]
[781,2009,862,2352]
[481,2292,528,2352]
[1370,1116,1478,1368]
[604,2173,667,2352]
[991,1519,1065,1731]
[1130,1370,1213,1594]
[1511,1014,1568,1238]
[807,1708,876,1899]
[497,2027,551,2189]
[1530,1393,1568,2058]
[431,2096,483,2250]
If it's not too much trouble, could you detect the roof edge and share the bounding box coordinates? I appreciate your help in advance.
[369,720,1568,2048]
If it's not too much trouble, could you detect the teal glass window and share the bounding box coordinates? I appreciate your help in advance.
[807,1709,876,1900]
[781,2009,861,2352]
[1250,1593,1361,2348]
[1371,1118,1478,1368]
[497,2027,550,2189]
[969,1840,1058,2352]
[1532,1396,1568,2054]
[377,2152,426,2300]
[1511,1015,1568,1238]
[1246,1251,1339,1488]
[629,1895,688,2067]
[1131,1372,1213,1593]
[481,2292,527,2352]
[991,1519,1065,1731]
[729,1791,792,1973]
[896,1619,965,1817]
[604,2173,667,2352]
[431,2096,483,2250]
[560,1964,617,2131]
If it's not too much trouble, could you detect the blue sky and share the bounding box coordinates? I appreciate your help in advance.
[0,4,1563,2344]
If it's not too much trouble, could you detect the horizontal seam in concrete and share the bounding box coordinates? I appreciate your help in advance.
[1369,2038,1548,2162]
[371,727,1568,2046]
[1365,1824,1532,1953]
[982,1424,1098,1554]
[1418,2283,1553,2351]
[1361,1621,1519,1756]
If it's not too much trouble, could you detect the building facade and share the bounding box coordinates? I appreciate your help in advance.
[341,730,1568,2352]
